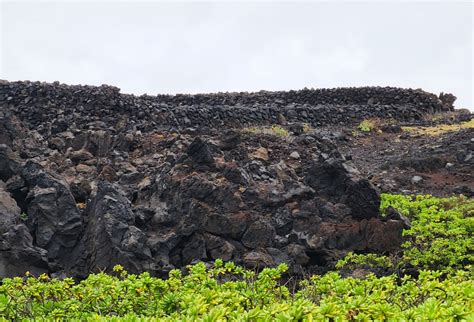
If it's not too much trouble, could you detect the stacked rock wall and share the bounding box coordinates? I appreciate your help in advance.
[0,81,451,133]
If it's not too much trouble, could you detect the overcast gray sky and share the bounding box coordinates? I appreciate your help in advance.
[1,1,472,108]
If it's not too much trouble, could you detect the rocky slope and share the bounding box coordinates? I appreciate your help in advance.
[0,80,468,278]
[342,125,473,197]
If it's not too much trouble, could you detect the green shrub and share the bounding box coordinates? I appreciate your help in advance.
[0,262,472,321]
[335,252,393,271]
[381,194,473,273]
[299,269,473,321]
[339,194,473,275]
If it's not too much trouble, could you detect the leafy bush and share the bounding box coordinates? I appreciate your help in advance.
[302,269,473,321]
[1,262,472,321]
[381,194,473,273]
[270,125,290,137]
[337,194,473,274]
[335,252,393,271]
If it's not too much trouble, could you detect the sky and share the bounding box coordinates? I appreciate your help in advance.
[0,1,473,108]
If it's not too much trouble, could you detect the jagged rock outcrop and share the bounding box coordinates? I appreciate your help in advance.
[0,144,20,181]
[0,122,406,277]
[21,162,83,263]
[69,182,154,277]
[0,184,48,277]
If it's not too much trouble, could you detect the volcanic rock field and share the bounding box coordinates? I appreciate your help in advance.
[0,80,472,279]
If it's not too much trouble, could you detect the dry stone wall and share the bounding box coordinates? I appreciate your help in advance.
[0,81,452,134]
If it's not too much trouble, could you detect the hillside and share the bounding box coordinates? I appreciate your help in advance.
[0,81,472,280]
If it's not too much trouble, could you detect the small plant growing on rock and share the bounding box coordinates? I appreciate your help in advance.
[270,125,289,137]
[19,212,28,222]
[357,119,377,132]
[302,123,312,133]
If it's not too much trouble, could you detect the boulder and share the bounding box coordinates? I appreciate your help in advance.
[306,156,380,219]
[76,182,152,275]
[0,186,48,277]
[241,219,276,249]
[187,137,215,167]
[250,147,269,161]
[205,233,236,261]
[0,144,20,181]
[243,251,275,268]
[21,162,83,263]
[219,130,241,150]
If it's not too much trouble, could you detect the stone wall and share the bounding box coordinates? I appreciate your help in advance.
[0,80,452,133]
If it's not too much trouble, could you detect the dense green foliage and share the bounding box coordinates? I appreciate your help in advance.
[335,252,393,271]
[0,194,473,321]
[0,262,472,321]
[381,194,473,273]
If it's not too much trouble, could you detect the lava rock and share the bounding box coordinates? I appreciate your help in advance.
[241,219,276,249]
[22,162,83,261]
[0,144,20,181]
[187,137,215,167]
[219,130,241,150]
[74,182,152,275]
[306,156,380,219]
[0,186,49,277]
